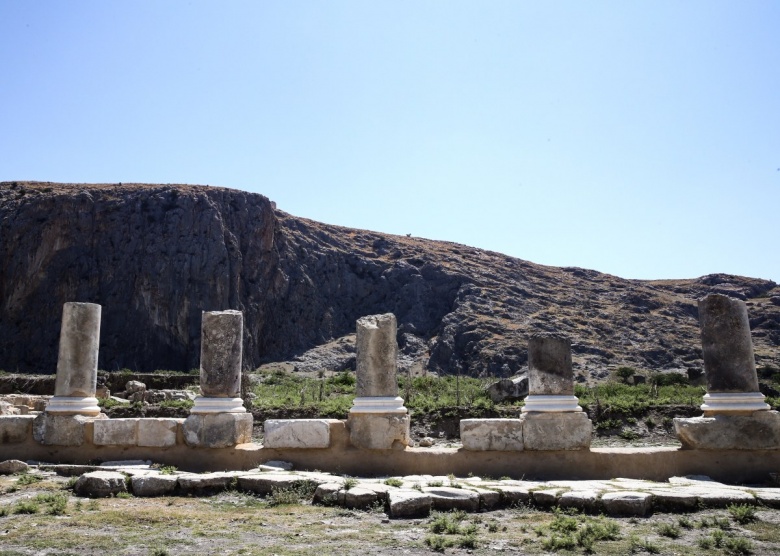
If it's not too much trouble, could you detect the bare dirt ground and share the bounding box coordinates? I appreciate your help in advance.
[2,471,779,555]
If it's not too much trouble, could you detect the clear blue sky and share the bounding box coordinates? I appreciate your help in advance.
[2,1,778,282]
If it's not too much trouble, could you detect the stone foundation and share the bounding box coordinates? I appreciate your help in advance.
[348,413,410,450]
[460,419,524,451]
[521,412,592,450]
[183,412,253,448]
[674,411,780,450]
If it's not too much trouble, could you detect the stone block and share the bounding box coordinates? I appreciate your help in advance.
[74,471,127,498]
[182,412,253,448]
[32,413,106,446]
[460,419,523,451]
[521,411,592,450]
[600,491,651,516]
[388,489,432,517]
[495,485,533,505]
[674,411,780,450]
[93,418,139,446]
[177,471,239,494]
[423,486,480,512]
[138,418,180,447]
[131,474,178,497]
[532,489,560,508]
[347,413,410,450]
[263,419,338,449]
[0,459,29,474]
[0,415,35,444]
[313,482,347,506]
[345,487,380,509]
[237,474,315,495]
[559,490,600,512]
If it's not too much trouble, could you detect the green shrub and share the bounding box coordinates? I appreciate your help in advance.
[159,399,194,410]
[16,473,43,486]
[615,366,636,383]
[657,522,681,538]
[728,503,758,524]
[384,478,403,487]
[14,500,40,514]
[724,536,754,555]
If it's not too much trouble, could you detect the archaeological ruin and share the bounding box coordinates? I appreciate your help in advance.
[2,294,780,487]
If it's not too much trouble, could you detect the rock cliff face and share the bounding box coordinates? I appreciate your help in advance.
[1,181,778,378]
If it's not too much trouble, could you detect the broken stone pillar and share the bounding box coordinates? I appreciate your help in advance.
[184,310,252,447]
[521,334,591,450]
[674,294,780,449]
[191,310,246,414]
[348,313,410,449]
[46,302,102,416]
[698,294,769,414]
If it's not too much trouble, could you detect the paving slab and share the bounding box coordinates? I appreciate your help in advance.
[423,486,480,511]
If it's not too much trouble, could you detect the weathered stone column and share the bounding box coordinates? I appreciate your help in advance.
[520,334,591,450]
[698,294,769,414]
[522,334,581,413]
[191,310,246,414]
[674,294,780,449]
[184,310,252,448]
[35,302,107,446]
[348,313,410,449]
[46,302,102,416]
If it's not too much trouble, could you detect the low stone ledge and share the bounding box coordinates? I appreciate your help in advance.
[93,418,139,446]
[263,419,340,449]
[460,419,523,451]
[0,415,35,444]
[674,411,780,450]
[138,418,181,448]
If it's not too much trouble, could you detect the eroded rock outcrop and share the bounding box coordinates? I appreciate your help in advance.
[1,181,778,378]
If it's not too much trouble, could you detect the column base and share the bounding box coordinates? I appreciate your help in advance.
[701,392,770,414]
[190,397,246,414]
[347,412,410,450]
[45,396,101,416]
[349,396,407,414]
[675,411,780,449]
[521,395,583,413]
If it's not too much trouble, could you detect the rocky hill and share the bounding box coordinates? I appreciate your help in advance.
[1,181,778,380]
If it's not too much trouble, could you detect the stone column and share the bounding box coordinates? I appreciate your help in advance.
[348,313,410,449]
[674,294,780,449]
[191,310,246,414]
[520,334,591,450]
[522,334,581,413]
[698,294,769,414]
[46,302,102,416]
[184,310,252,448]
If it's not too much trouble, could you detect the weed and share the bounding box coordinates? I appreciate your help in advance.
[427,480,444,487]
[542,534,576,551]
[35,492,68,515]
[150,549,170,556]
[728,503,758,524]
[724,536,754,554]
[383,478,403,488]
[657,522,680,538]
[712,529,726,548]
[629,535,660,554]
[13,500,40,514]
[268,487,301,506]
[645,417,656,429]
[487,520,499,533]
[16,473,43,486]
[619,428,640,441]
[457,534,477,549]
[698,536,714,548]
[343,477,358,491]
[116,492,132,499]
[64,476,79,490]
[159,399,193,410]
[678,516,693,529]
[159,466,178,475]
[424,535,452,552]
